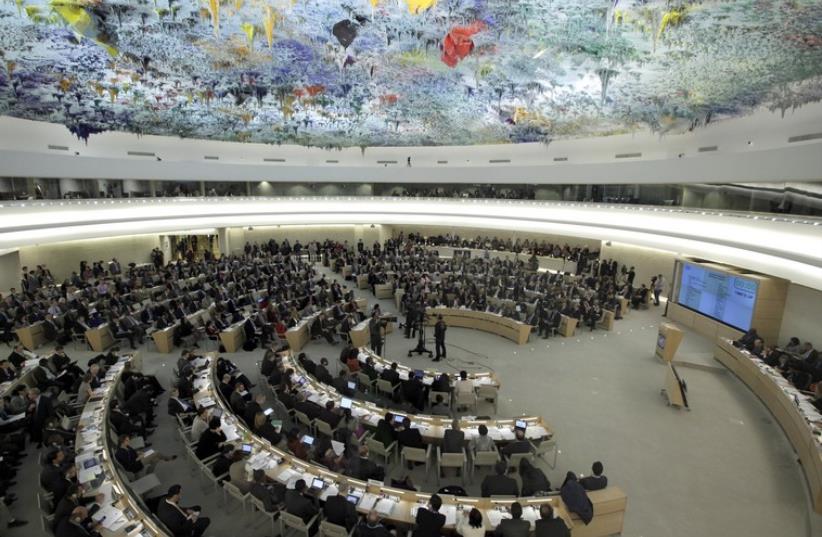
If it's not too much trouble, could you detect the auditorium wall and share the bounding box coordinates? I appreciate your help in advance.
[17,235,159,280]
[0,250,20,293]
[777,284,822,346]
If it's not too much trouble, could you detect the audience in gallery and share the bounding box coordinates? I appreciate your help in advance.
[329,236,650,339]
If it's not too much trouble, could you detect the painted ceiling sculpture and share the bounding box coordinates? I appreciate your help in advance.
[0,0,821,147]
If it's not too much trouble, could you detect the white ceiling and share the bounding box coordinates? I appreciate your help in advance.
[2,198,821,290]
[1,102,821,184]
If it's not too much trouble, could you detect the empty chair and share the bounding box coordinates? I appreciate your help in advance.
[532,438,559,469]
[476,385,499,414]
[400,445,432,478]
[223,481,250,512]
[376,379,398,400]
[320,520,356,537]
[357,372,375,392]
[454,390,476,412]
[471,446,501,483]
[280,510,320,537]
[249,495,280,536]
[366,434,397,467]
[315,419,338,438]
[508,451,535,472]
[436,446,467,486]
[294,410,315,435]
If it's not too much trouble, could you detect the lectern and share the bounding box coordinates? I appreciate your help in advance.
[655,323,683,363]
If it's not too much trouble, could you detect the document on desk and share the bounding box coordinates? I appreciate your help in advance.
[359,493,379,512]
[277,468,300,486]
[78,466,102,484]
[525,426,548,439]
[94,505,127,530]
[375,498,396,516]
[442,504,458,526]
[486,509,512,527]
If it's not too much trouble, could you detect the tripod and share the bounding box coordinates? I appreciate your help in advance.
[407,316,433,358]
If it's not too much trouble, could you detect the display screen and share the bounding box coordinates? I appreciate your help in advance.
[677,262,758,330]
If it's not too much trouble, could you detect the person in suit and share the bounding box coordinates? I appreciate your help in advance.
[354,510,391,537]
[167,387,194,417]
[494,502,530,537]
[433,314,447,361]
[397,417,425,450]
[412,494,445,537]
[156,484,211,537]
[249,469,285,513]
[51,485,101,530]
[54,506,100,537]
[501,429,531,459]
[560,472,593,525]
[373,412,397,447]
[318,400,341,429]
[481,461,519,498]
[379,362,401,387]
[285,479,319,535]
[315,358,334,385]
[243,393,265,426]
[442,418,464,453]
[368,313,387,356]
[28,387,54,447]
[210,445,235,482]
[519,458,551,496]
[535,504,570,537]
[430,394,451,417]
[580,461,608,491]
[323,484,359,530]
[229,382,248,415]
[195,417,226,459]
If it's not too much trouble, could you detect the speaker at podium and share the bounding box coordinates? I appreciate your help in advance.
[655,322,684,363]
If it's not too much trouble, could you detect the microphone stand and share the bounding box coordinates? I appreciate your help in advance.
[408,314,433,358]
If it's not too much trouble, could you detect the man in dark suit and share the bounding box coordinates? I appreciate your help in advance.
[379,362,401,387]
[397,417,425,450]
[54,506,97,537]
[6,345,29,369]
[501,429,532,459]
[318,400,341,428]
[323,485,358,530]
[315,358,334,385]
[535,504,570,537]
[167,388,194,417]
[373,413,397,448]
[285,480,319,534]
[412,494,445,537]
[433,314,447,362]
[28,387,54,446]
[249,469,285,513]
[481,461,519,498]
[295,393,322,421]
[156,484,210,537]
[580,461,608,491]
[495,502,530,537]
[442,418,464,453]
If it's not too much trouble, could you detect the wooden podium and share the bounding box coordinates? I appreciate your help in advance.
[16,322,45,351]
[661,363,689,409]
[655,323,683,363]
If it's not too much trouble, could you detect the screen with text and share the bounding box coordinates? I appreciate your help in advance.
[677,263,758,331]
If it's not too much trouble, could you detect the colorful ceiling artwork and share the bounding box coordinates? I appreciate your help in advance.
[1,0,821,147]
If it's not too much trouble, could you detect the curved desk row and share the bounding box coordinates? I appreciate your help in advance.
[281,352,551,445]
[714,338,822,513]
[197,354,626,537]
[73,352,170,536]
[356,348,500,390]
[424,307,532,345]
[286,298,369,353]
